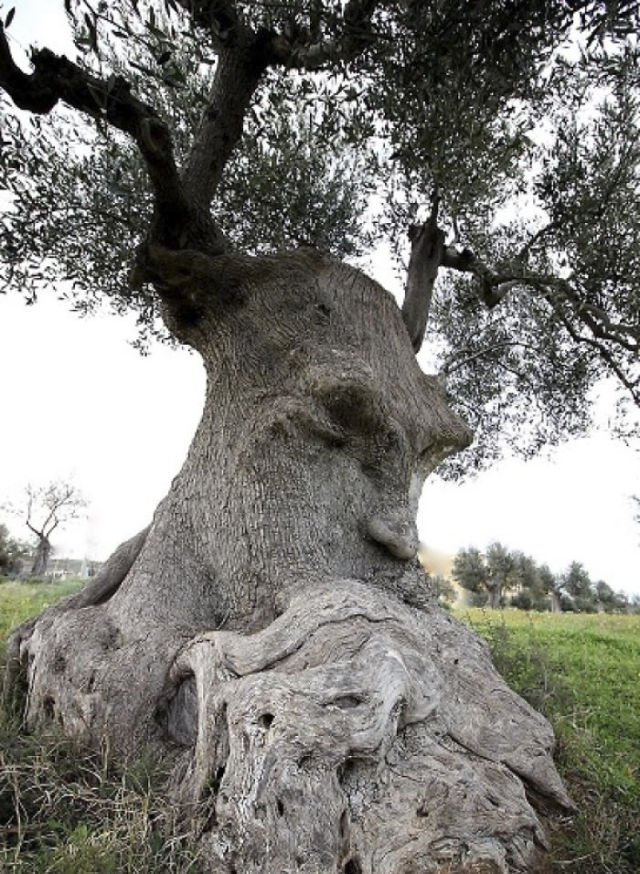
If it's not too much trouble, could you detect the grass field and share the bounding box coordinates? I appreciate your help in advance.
[459,608,640,873]
[1,580,638,872]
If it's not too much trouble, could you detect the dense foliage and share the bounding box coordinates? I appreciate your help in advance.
[0,523,28,577]
[0,0,638,465]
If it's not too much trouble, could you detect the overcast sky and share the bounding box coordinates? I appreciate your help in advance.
[1,0,639,595]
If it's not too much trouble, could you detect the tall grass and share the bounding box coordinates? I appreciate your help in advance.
[0,579,205,872]
[0,728,204,872]
[461,609,640,873]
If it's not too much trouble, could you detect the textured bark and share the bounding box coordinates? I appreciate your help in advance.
[402,208,445,354]
[30,536,51,577]
[6,251,574,873]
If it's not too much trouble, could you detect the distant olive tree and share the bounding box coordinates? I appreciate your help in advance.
[594,579,629,613]
[559,561,598,613]
[13,482,87,577]
[452,542,519,608]
[452,545,631,614]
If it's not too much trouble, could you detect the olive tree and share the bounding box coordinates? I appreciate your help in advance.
[21,481,86,576]
[2,1,639,871]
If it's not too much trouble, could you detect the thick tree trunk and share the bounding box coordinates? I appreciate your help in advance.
[6,251,574,873]
[487,584,502,611]
[30,536,51,577]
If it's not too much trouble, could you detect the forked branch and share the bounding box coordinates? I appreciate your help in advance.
[440,245,521,308]
[441,243,639,402]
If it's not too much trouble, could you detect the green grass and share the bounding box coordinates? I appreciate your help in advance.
[458,608,640,873]
[1,583,639,872]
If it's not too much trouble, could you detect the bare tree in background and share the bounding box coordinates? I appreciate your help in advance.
[22,482,86,576]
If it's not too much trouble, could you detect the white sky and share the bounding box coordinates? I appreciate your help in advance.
[0,0,639,596]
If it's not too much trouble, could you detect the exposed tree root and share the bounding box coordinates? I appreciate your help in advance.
[156,580,574,873]
[3,526,148,711]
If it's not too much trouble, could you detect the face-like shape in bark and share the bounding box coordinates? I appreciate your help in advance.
[13,253,571,874]
[184,252,472,599]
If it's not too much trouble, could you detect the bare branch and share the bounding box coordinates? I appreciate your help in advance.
[45,515,62,538]
[20,482,86,541]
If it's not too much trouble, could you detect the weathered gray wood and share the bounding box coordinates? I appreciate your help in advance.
[6,251,573,873]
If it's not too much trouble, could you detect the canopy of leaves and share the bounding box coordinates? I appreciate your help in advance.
[0,0,638,463]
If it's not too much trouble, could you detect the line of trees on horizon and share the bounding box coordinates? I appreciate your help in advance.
[438,542,638,614]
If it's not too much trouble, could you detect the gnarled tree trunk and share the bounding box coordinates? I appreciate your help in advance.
[30,536,51,577]
[6,251,574,873]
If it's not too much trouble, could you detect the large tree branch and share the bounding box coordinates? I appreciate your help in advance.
[442,244,639,402]
[170,0,265,213]
[441,246,639,353]
[181,36,271,212]
[401,196,445,353]
[0,24,194,245]
[180,1,379,212]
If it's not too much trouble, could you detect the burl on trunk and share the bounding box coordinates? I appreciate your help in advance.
[6,250,574,873]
